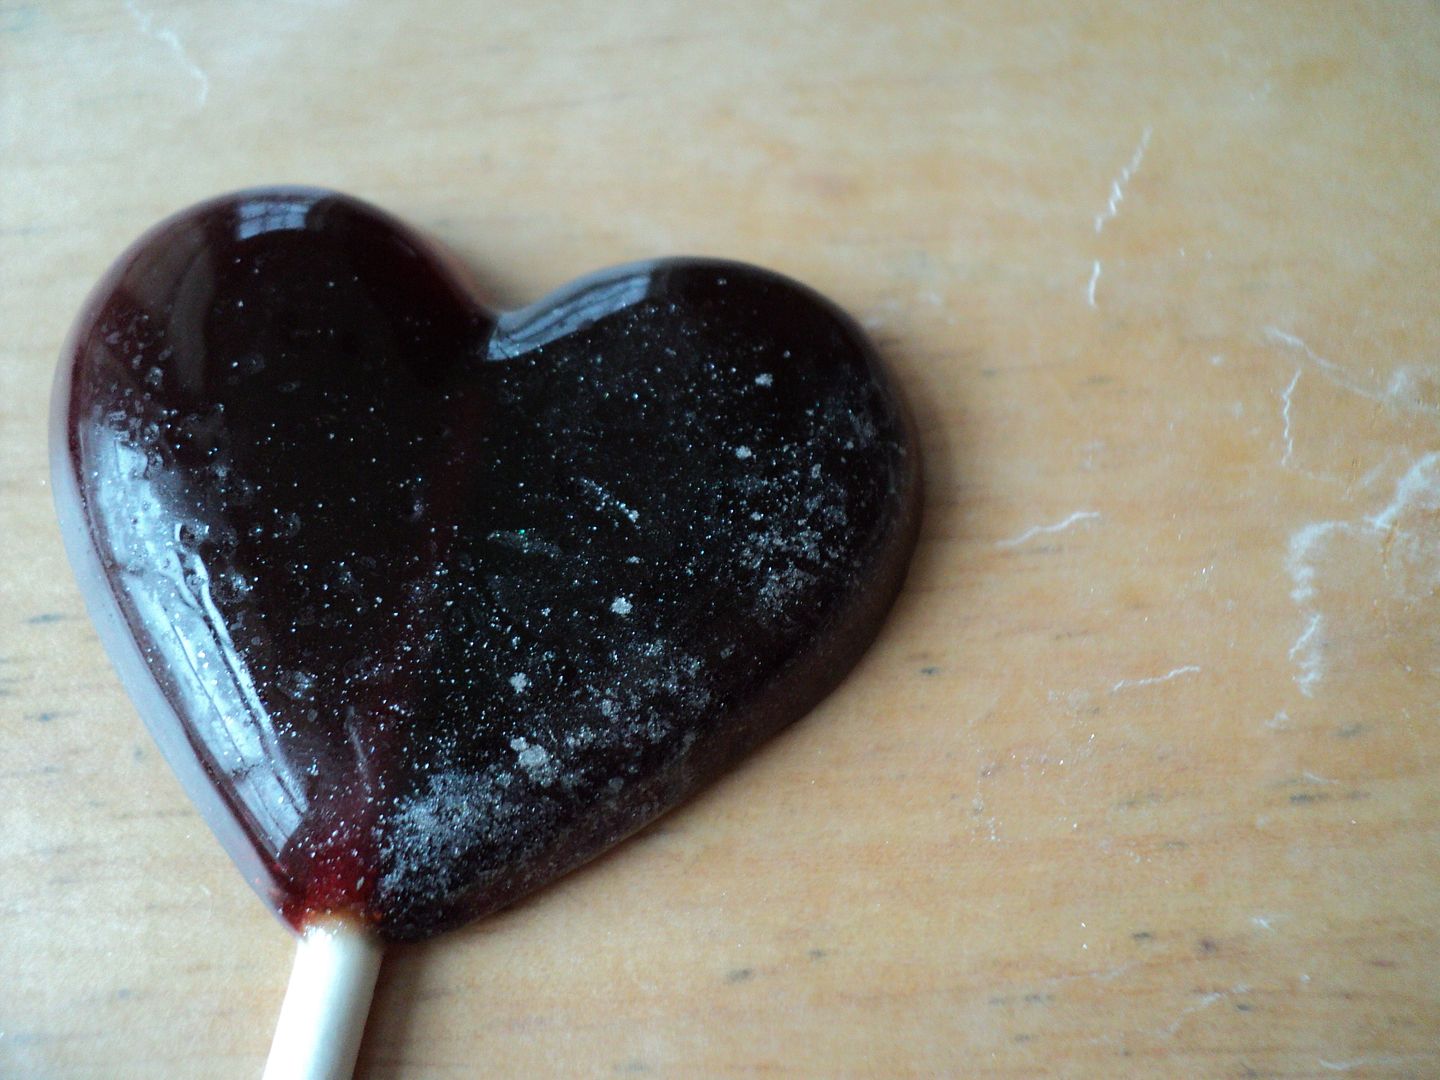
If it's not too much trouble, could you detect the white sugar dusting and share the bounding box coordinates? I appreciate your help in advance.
[578,477,641,524]
[379,769,523,901]
[510,737,558,785]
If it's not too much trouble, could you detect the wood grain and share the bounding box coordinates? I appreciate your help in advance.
[3,2,1438,1076]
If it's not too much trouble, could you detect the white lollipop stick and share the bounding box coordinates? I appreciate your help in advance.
[262,917,384,1080]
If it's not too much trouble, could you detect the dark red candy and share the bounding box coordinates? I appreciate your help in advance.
[53,189,920,940]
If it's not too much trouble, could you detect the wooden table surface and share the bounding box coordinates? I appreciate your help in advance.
[4,3,1438,1077]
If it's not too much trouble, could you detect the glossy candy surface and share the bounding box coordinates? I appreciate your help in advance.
[54,189,920,940]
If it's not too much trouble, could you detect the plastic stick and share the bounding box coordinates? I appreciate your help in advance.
[262,917,383,1080]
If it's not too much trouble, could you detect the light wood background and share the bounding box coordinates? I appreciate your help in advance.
[4,3,1438,1077]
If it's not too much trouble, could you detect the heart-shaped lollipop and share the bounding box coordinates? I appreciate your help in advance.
[54,188,919,1073]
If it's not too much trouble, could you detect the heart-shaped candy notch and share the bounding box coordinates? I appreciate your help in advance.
[54,188,921,942]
